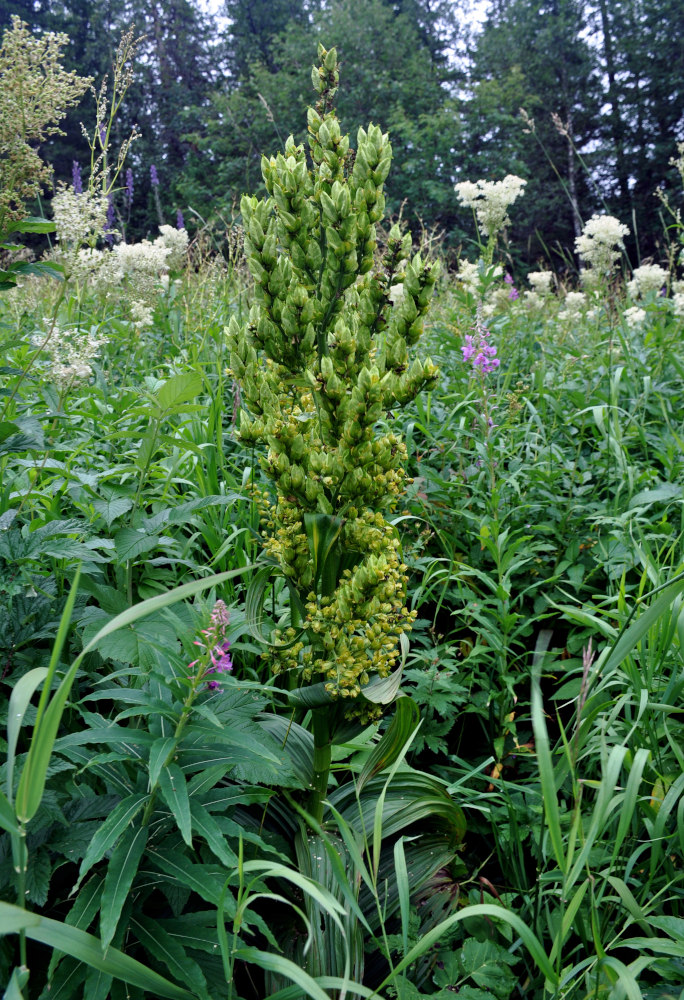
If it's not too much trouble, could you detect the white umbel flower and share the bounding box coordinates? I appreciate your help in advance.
[455,175,526,238]
[575,214,629,275]
[156,225,189,270]
[623,306,646,328]
[52,188,109,246]
[627,264,667,299]
[527,271,555,296]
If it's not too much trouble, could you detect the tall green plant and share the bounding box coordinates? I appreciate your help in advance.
[226,43,439,818]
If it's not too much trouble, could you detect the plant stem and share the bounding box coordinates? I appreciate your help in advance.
[309,708,331,825]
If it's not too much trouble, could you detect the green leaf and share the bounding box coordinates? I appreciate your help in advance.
[0,902,192,998]
[153,373,203,415]
[149,737,178,789]
[235,946,335,1000]
[303,512,344,596]
[15,570,81,824]
[0,790,18,836]
[113,528,161,564]
[92,497,133,528]
[189,799,238,867]
[75,794,149,892]
[7,216,56,234]
[100,824,149,952]
[7,667,47,804]
[599,576,684,675]
[131,915,209,997]
[3,966,29,1000]
[358,696,420,792]
[159,764,192,847]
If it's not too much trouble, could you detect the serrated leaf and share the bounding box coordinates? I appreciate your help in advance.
[75,794,149,892]
[159,764,192,847]
[153,373,203,415]
[101,824,149,951]
[92,497,133,528]
[113,528,161,563]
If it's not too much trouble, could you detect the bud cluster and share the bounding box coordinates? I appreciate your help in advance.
[226,46,439,708]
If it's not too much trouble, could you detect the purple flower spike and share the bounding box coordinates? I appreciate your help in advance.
[105,195,115,244]
[99,124,107,145]
[176,208,185,230]
[509,287,519,300]
[150,163,160,187]
[72,161,83,194]
[125,168,134,207]
[463,312,500,376]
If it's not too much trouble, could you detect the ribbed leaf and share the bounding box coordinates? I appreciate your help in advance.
[357,696,420,792]
[0,902,192,998]
[101,824,149,951]
[159,764,192,847]
[7,667,48,802]
[235,946,333,1000]
[75,794,148,892]
[0,789,18,836]
[132,915,208,997]
[148,737,178,789]
[189,799,238,867]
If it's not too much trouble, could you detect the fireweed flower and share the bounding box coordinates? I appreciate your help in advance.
[176,208,185,230]
[150,163,159,187]
[188,600,233,691]
[463,310,500,375]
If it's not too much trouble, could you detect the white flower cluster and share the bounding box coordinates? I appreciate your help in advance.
[456,259,501,294]
[627,264,667,299]
[454,175,527,238]
[52,188,109,247]
[527,271,555,295]
[35,322,107,389]
[575,214,629,276]
[157,224,189,270]
[623,305,646,328]
[558,291,587,322]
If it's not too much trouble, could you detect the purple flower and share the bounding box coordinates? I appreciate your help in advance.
[99,124,107,145]
[508,287,519,300]
[72,161,82,194]
[125,168,134,207]
[150,164,160,187]
[504,273,514,284]
[463,314,500,375]
[176,208,185,230]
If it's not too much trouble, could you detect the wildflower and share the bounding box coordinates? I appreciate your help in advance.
[627,264,667,299]
[463,311,500,375]
[156,224,188,270]
[176,208,185,230]
[34,321,107,389]
[189,600,233,691]
[456,259,501,294]
[150,163,159,187]
[72,160,82,194]
[558,290,587,321]
[125,167,134,207]
[527,270,555,296]
[454,174,526,238]
[575,214,629,275]
[104,194,116,244]
[52,186,109,246]
[623,305,646,328]
[672,292,684,318]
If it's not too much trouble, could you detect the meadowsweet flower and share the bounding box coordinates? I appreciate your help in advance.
[527,270,555,296]
[456,259,501,294]
[623,306,646,328]
[454,174,526,238]
[156,224,189,270]
[627,264,667,299]
[575,214,629,276]
[130,299,154,328]
[558,290,587,322]
[112,238,170,299]
[52,186,109,246]
[672,292,684,317]
[35,322,107,388]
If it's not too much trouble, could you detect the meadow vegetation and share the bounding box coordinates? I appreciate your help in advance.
[0,28,683,1000]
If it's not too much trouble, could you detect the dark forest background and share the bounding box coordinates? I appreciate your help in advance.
[3,0,684,269]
